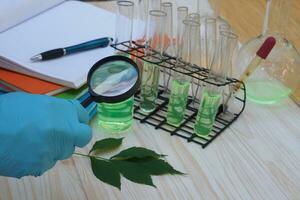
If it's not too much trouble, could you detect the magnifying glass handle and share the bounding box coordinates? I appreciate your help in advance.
[81,95,94,108]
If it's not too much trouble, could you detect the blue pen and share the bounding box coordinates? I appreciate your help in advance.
[31,37,113,62]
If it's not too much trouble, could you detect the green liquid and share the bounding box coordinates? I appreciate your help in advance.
[194,90,221,137]
[247,81,292,104]
[166,79,191,127]
[140,62,160,113]
[97,97,134,133]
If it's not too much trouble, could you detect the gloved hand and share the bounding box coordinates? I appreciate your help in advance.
[0,92,92,178]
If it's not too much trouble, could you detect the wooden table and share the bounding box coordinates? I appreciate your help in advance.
[1,1,300,200]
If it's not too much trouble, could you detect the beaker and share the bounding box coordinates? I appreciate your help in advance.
[235,0,300,104]
[166,20,200,127]
[140,10,166,113]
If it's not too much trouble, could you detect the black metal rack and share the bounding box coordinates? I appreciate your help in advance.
[111,41,246,148]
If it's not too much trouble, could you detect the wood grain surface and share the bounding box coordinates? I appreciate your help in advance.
[209,0,300,105]
[1,1,300,200]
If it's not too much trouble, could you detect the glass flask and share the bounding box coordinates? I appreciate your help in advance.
[234,0,300,104]
[97,1,135,133]
[140,10,166,113]
[166,20,200,127]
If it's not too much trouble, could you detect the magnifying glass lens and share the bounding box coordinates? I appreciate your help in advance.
[81,56,140,108]
[90,60,138,97]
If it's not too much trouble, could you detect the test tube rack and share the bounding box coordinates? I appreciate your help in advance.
[111,41,246,148]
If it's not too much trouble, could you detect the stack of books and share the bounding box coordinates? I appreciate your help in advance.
[0,0,117,119]
[0,67,98,119]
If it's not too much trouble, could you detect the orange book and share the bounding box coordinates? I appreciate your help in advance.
[0,68,68,95]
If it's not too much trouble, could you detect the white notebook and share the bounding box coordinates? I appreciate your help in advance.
[0,0,117,88]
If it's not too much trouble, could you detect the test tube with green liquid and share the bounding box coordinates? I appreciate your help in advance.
[194,87,222,136]
[97,1,134,132]
[140,10,166,113]
[167,20,201,126]
[194,31,238,136]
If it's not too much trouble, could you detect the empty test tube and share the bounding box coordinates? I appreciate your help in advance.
[136,0,162,46]
[204,17,217,69]
[176,6,188,59]
[149,0,162,10]
[136,0,163,73]
[114,0,134,51]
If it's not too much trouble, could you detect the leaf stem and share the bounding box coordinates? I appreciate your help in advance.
[73,152,91,158]
[73,152,109,161]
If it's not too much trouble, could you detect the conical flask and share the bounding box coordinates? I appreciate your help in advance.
[234,0,300,104]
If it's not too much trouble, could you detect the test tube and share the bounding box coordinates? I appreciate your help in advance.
[166,20,201,126]
[176,6,188,59]
[186,13,201,23]
[162,2,174,56]
[97,0,135,133]
[204,17,217,69]
[220,31,238,112]
[137,0,162,45]
[137,0,149,45]
[114,0,134,53]
[140,10,166,113]
[194,31,238,137]
[149,0,162,10]
[197,0,200,14]
[218,24,231,33]
[186,13,202,101]
[161,2,174,92]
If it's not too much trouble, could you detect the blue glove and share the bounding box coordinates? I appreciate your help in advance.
[0,92,92,178]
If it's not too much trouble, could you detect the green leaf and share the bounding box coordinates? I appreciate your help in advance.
[110,147,165,160]
[89,138,123,154]
[136,159,184,176]
[90,158,121,190]
[112,160,156,188]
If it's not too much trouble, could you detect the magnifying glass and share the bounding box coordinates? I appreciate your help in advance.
[81,55,140,108]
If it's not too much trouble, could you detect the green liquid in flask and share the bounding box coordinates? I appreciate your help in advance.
[97,97,134,133]
[140,62,160,113]
[194,90,221,137]
[247,81,292,104]
[167,79,190,127]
